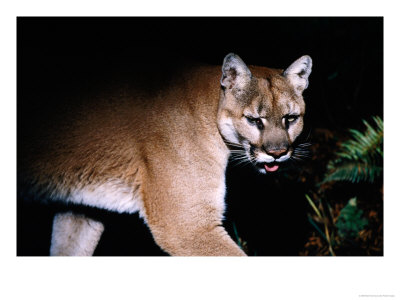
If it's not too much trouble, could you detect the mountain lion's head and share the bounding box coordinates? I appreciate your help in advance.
[217,53,312,174]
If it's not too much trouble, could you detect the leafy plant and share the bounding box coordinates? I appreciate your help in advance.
[303,116,383,255]
[305,194,336,256]
[336,197,368,239]
[323,116,383,184]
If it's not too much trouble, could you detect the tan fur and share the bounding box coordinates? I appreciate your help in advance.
[19,53,312,256]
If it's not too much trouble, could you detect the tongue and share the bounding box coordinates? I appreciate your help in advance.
[265,164,279,172]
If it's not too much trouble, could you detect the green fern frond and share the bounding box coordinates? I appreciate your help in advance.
[323,116,383,184]
[323,161,383,183]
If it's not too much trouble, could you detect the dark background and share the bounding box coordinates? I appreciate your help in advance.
[17,17,383,256]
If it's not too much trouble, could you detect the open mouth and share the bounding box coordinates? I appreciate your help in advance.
[253,160,281,173]
[264,162,280,172]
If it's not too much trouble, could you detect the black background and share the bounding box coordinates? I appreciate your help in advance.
[17,17,383,256]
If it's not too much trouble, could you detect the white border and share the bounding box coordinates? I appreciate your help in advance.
[2,1,399,299]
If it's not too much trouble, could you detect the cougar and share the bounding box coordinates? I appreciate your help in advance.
[18,53,312,256]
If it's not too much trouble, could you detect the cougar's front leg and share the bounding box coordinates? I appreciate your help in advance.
[142,170,246,256]
[50,211,104,256]
[151,223,246,256]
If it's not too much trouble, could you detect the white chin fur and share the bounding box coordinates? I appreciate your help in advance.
[257,168,267,174]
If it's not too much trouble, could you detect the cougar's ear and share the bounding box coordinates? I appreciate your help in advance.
[283,55,312,94]
[220,53,252,90]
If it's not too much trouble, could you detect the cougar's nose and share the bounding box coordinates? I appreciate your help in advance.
[266,148,288,158]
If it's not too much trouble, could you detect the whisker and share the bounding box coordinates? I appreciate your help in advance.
[291,156,304,161]
[297,142,312,147]
[224,140,244,148]
[293,151,310,156]
[229,152,248,157]
[293,148,310,153]
[229,151,257,168]
[289,156,302,165]
[230,158,252,167]
[229,156,249,162]
[293,153,311,158]
[229,154,250,161]
[295,145,311,148]
[293,149,311,154]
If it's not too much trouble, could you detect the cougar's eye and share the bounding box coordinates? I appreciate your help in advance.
[283,114,299,128]
[245,116,264,130]
[287,115,298,122]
